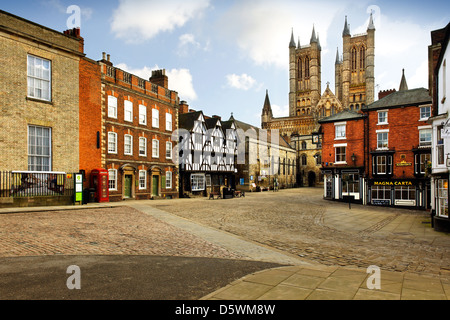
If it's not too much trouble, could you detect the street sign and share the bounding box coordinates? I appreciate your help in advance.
[74,173,83,203]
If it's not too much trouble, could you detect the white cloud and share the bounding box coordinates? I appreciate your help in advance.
[111,0,211,43]
[226,74,259,91]
[219,0,342,68]
[115,63,198,101]
[271,104,289,118]
[177,33,210,56]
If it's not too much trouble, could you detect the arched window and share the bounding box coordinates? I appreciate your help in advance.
[360,46,366,69]
[301,154,307,166]
[301,141,307,150]
[350,104,354,111]
[298,58,303,80]
[305,56,310,78]
[332,106,336,115]
[351,47,357,71]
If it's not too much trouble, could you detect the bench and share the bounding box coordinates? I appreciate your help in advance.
[209,186,221,200]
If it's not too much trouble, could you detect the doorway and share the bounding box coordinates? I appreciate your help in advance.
[152,175,159,197]
[124,175,133,198]
[308,171,316,187]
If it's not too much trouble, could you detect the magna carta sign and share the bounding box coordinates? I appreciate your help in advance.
[372,180,414,186]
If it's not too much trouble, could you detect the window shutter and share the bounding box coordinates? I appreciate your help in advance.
[161,175,166,189]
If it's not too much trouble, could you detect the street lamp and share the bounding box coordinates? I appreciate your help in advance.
[351,153,356,164]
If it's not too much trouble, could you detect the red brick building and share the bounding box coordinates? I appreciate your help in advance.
[99,57,179,201]
[319,110,367,203]
[365,83,432,209]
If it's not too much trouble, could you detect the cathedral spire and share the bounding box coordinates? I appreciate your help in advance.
[289,28,296,48]
[343,16,351,36]
[262,90,273,116]
[297,37,301,49]
[399,69,408,91]
[335,47,340,64]
[310,25,318,44]
[367,11,375,30]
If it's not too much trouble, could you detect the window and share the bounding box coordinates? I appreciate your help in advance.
[351,47,357,71]
[371,186,391,204]
[360,46,365,69]
[190,174,205,191]
[108,169,117,190]
[395,186,416,201]
[166,142,172,159]
[124,100,133,122]
[139,105,147,125]
[342,173,359,193]
[108,96,117,118]
[419,129,432,147]
[301,141,307,149]
[139,170,146,189]
[166,171,172,189]
[377,132,388,150]
[420,105,431,120]
[152,139,159,158]
[301,154,307,166]
[124,134,133,155]
[108,132,117,154]
[27,55,51,101]
[378,111,388,124]
[166,113,172,131]
[415,153,431,174]
[315,153,321,165]
[437,179,448,218]
[373,155,392,175]
[335,146,346,163]
[28,125,51,171]
[335,124,346,139]
[376,156,387,174]
[139,137,147,156]
[437,125,445,165]
[152,108,159,128]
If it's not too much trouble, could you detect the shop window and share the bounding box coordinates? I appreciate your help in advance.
[342,173,359,193]
[191,174,205,191]
[437,179,448,218]
[394,186,416,205]
[371,186,391,204]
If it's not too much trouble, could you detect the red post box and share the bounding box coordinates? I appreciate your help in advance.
[90,169,109,203]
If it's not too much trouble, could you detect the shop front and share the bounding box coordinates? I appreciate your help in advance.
[368,179,430,209]
[322,167,366,204]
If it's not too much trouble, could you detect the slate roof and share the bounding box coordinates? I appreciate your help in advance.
[318,110,366,124]
[363,87,431,110]
[178,111,203,131]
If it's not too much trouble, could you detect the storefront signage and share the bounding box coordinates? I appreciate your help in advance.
[372,180,413,186]
[372,199,390,206]
[396,160,412,167]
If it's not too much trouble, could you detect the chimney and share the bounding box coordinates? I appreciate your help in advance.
[63,27,84,53]
[150,69,169,89]
[378,89,396,100]
[100,52,113,66]
[179,101,189,114]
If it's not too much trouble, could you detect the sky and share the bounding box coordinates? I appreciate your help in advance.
[2,0,449,127]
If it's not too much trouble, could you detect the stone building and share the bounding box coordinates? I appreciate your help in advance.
[261,14,376,187]
[0,10,83,174]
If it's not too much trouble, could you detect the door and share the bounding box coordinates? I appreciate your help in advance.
[124,175,133,198]
[326,175,333,199]
[152,175,159,196]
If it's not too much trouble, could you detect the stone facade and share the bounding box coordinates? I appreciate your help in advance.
[0,10,83,173]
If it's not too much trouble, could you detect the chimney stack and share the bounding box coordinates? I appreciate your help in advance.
[150,69,169,89]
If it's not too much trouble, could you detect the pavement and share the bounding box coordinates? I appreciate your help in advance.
[1,198,449,300]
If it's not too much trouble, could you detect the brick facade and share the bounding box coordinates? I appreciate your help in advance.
[0,10,82,173]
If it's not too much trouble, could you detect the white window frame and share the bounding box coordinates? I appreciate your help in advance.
[28,125,52,172]
[166,171,172,189]
[377,110,388,125]
[27,55,51,101]
[139,105,147,125]
[139,137,147,157]
[108,96,118,118]
[419,128,432,147]
[191,174,205,191]
[152,139,159,158]
[108,169,117,191]
[124,100,133,122]
[166,113,173,131]
[166,141,172,159]
[152,108,159,128]
[376,155,387,174]
[139,170,147,190]
[334,143,347,164]
[376,130,389,150]
[419,105,431,120]
[124,134,133,155]
[108,132,117,154]
[437,179,448,218]
[335,123,346,139]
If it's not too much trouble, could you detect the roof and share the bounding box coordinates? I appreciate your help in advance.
[363,87,431,110]
[178,111,203,130]
[318,110,366,124]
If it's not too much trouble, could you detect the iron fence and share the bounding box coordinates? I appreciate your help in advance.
[0,171,74,198]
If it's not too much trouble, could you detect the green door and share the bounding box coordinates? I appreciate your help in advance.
[152,175,159,196]
[124,175,133,198]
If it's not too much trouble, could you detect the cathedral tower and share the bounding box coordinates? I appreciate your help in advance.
[336,14,375,110]
[289,26,322,117]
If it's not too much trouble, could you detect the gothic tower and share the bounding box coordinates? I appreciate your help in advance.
[336,14,375,110]
[261,89,273,127]
[289,26,322,117]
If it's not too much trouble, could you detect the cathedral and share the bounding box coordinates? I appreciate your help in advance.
[261,14,375,187]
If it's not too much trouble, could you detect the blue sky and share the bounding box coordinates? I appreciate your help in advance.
[3,0,449,126]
